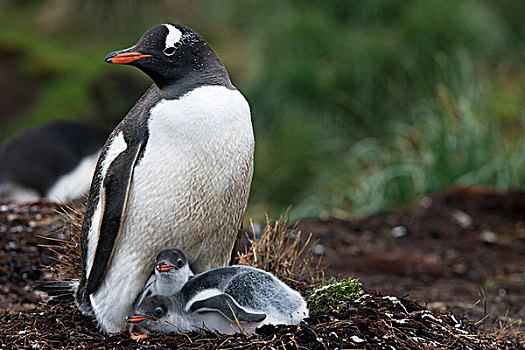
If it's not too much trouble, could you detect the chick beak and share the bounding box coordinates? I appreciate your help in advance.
[156,263,177,273]
[126,314,151,323]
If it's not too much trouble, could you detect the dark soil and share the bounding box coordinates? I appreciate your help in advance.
[0,187,524,349]
[299,187,525,330]
[4,288,518,349]
[0,200,64,312]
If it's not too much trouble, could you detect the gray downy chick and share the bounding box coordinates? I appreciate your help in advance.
[128,259,309,335]
[133,248,195,308]
[129,248,194,337]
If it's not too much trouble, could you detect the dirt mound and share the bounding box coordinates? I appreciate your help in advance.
[0,187,524,348]
[3,290,519,349]
[300,187,525,332]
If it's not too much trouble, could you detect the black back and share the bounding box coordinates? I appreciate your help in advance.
[178,266,243,304]
[0,121,107,195]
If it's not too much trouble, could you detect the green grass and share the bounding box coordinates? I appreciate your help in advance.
[216,0,525,220]
[0,4,110,137]
[292,50,525,219]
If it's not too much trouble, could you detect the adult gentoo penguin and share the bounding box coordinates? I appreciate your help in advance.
[75,24,254,333]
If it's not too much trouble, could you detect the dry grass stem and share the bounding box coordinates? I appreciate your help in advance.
[236,211,324,284]
[39,202,84,280]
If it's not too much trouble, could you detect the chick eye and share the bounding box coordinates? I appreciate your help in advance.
[163,46,176,56]
[154,307,164,318]
[176,259,184,268]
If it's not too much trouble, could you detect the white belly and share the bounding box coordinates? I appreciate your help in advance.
[46,151,100,202]
[89,86,254,333]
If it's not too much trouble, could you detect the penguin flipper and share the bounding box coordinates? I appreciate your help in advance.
[84,141,143,295]
[189,293,267,323]
[133,274,156,311]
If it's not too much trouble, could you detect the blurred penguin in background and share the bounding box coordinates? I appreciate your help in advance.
[0,121,107,202]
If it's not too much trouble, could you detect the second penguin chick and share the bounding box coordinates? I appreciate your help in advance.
[139,248,195,302]
[129,248,194,339]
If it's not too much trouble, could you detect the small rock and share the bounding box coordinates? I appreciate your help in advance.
[391,226,407,238]
[452,210,472,228]
[314,244,326,255]
[7,214,18,222]
[9,226,24,233]
[350,335,364,343]
[480,230,498,244]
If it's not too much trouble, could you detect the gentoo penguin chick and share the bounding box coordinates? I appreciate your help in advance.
[128,294,265,335]
[0,121,106,202]
[135,248,194,306]
[75,24,254,333]
[128,261,309,335]
[129,249,195,339]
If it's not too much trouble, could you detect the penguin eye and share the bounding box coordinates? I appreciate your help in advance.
[176,259,184,268]
[163,46,176,56]
[154,307,164,318]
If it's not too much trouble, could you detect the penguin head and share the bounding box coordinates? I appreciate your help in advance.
[105,24,228,90]
[155,248,188,273]
[126,295,183,334]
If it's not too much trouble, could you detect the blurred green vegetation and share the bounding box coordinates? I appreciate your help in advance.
[1,1,524,220]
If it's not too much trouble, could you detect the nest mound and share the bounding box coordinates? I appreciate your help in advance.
[3,290,519,349]
[0,199,523,349]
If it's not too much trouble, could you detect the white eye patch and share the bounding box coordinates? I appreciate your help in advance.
[164,24,182,51]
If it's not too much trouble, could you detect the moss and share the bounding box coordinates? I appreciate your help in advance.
[306,277,363,312]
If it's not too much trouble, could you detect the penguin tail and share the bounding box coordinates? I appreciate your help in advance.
[33,280,79,303]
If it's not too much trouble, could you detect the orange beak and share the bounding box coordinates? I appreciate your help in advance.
[105,48,152,64]
[156,264,176,273]
[126,314,151,323]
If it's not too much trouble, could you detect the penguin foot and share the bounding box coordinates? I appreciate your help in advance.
[129,325,148,341]
[130,332,148,341]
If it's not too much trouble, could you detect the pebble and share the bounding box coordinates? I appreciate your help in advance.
[9,226,24,233]
[480,230,498,244]
[314,244,326,255]
[350,335,364,343]
[452,210,472,228]
[391,226,406,238]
